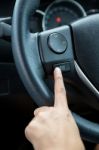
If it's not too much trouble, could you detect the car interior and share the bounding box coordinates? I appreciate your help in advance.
[0,0,99,149]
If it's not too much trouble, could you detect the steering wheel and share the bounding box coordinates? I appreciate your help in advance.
[12,0,99,143]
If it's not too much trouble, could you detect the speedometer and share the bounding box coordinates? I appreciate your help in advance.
[43,0,86,30]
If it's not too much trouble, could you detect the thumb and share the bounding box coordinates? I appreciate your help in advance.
[54,67,69,109]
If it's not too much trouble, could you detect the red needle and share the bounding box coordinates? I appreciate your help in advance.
[56,17,62,23]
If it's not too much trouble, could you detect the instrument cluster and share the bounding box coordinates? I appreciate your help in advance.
[30,0,99,32]
[0,0,99,32]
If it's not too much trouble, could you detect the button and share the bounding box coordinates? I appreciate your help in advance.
[54,62,71,72]
[48,33,68,54]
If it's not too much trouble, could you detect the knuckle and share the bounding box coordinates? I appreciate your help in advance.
[66,111,71,118]
[25,122,37,140]
[25,121,36,136]
[34,109,39,115]
[34,107,49,115]
[34,107,41,113]
[25,126,31,138]
[25,126,28,136]
[38,112,45,119]
[37,112,49,122]
[56,76,62,81]
[34,108,39,113]
[57,87,66,94]
[65,110,72,119]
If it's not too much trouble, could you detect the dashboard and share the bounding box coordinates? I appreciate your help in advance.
[0,0,99,32]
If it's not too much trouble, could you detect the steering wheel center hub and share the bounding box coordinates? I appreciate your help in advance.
[71,14,99,94]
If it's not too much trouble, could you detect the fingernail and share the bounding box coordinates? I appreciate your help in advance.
[54,67,61,74]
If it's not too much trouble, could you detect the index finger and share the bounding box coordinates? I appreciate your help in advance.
[54,67,69,109]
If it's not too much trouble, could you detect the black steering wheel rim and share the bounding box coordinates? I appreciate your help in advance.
[12,0,99,143]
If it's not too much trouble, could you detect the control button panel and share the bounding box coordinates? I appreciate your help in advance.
[54,62,71,72]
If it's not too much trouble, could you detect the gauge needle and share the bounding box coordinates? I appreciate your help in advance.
[56,17,62,23]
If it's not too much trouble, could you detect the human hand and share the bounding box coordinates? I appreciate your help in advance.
[94,144,99,150]
[25,68,85,150]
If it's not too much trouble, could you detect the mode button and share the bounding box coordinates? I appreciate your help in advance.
[48,33,68,54]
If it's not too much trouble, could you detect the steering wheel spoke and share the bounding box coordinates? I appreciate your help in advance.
[38,26,74,75]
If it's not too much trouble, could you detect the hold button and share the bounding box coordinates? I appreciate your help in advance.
[48,33,68,54]
[54,62,71,72]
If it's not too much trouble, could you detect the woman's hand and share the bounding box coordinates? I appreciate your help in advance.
[25,68,85,150]
[95,144,99,150]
